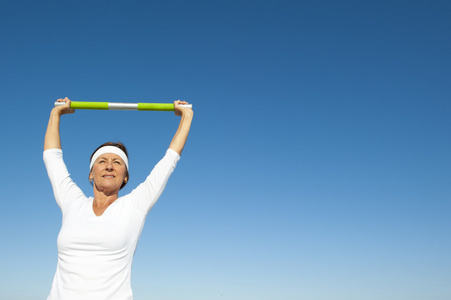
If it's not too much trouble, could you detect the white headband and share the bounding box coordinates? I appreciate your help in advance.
[89,146,129,171]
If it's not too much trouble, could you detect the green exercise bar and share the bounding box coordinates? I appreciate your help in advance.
[54,101,192,111]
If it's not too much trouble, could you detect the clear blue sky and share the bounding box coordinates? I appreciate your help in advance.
[0,1,450,299]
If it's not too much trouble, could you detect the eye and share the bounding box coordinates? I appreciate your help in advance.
[114,161,122,165]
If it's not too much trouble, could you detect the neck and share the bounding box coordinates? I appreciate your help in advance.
[93,188,119,208]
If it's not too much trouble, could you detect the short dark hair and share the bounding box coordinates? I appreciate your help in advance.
[89,142,129,189]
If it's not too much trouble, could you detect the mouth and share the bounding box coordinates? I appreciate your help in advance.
[102,174,116,179]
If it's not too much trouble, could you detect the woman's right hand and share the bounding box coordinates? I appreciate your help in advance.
[53,97,75,116]
[45,97,74,150]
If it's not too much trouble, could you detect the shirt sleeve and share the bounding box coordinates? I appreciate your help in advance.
[43,149,87,211]
[127,149,181,214]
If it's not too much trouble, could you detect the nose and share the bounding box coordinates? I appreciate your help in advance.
[105,160,114,171]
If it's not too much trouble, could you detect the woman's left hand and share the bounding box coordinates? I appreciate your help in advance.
[174,100,193,117]
[169,100,193,155]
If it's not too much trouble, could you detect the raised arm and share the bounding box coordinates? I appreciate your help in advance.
[169,100,193,155]
[44,97,75,150]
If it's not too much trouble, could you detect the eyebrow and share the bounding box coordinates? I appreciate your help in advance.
[96,156,124,162]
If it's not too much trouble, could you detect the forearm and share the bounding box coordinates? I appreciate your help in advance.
[44,109,62,150]
[169,110,193,155]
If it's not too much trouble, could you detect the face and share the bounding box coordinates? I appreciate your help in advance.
[89,153,128,194]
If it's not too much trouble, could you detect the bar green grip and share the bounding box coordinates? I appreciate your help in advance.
[70,102,109,110]
[137,103,175,111]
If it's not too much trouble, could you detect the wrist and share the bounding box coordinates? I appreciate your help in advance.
[50,108,63,118]
[181,109,193,118]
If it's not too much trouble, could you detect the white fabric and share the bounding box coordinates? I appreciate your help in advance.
[43,148,180,300]
[90,146,129,171]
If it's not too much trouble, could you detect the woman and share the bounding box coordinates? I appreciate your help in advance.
[43,97,193,300]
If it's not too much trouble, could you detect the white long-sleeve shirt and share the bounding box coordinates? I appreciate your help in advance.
[43,148,180,300]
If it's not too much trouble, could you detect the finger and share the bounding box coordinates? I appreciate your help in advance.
[56,98,70,103]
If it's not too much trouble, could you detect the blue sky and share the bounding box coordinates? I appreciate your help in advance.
[0,0,450,299]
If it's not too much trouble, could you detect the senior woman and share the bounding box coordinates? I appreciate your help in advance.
[43,97,193,300]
